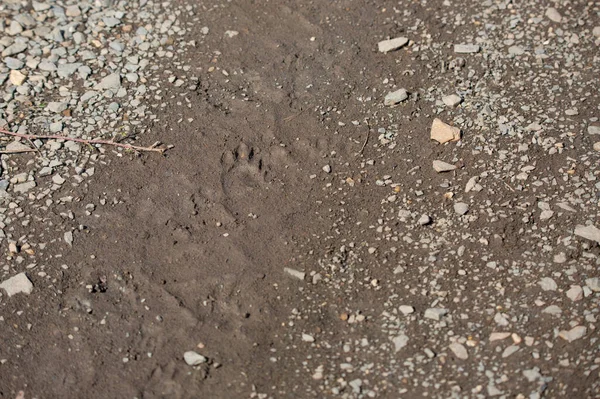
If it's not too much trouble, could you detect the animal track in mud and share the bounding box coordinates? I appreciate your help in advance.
[220,142,267,198]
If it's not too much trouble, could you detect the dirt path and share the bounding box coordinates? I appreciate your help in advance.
[1,0,599,398]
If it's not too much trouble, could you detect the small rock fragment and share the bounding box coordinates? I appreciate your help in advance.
[542,305,562,315]
[489,332,511,342]
[64,231,74,246]
[384,89,408,106]
[442,94,462,107]
[302,333,315,342]
[392,334,409,352]
[95,73,121,90]
[183,351,207,366]
[424,308,448,321]
[502,345,520,358]
[574,224,600,243]
[453,202,469,215]
[9,70,27,85]
[588,126,600,135]
[558,326,586,342]
[585,278,600,292]
[417,214,431,226]
[399,305,415,315]
[432,160,456,173]
[454,44,480,54]
[566,285,583,301]
[539,277,557,291]
[545,7,562,23]
[430,118,461,143]
[448,342,468,359]
[0,273,33,297]
[284,267,305,280]
[378,37,409,53]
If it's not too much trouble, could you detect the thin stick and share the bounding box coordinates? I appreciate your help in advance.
[359,120,370,154]
[0,128,166,154]
[283,108,306,122]
[0,149,38,154]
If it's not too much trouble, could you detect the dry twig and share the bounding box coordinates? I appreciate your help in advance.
[0,128,167,154]
[359,120,370,154]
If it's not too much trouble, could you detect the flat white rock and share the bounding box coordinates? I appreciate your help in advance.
[399,305,415,315]
[183,351,207,366]
[588,125,600,135]
[378,37,408,53]
[384,88,408,105]
[448,342,468,359]
[453,202,469,215]
[392,334,409,352]
[0,273,33,297]
[302,333,315,342]
[585,278,600,292]
[442,94,462,107]
[574,224,600,243]
[417,214,431,226]
[566,285,583,301]
[559,326,586,342]
[489,332,511,342]
[433,160,456,173]
[284,267,305,280]
[538,277,557,291]
[545,7,562,23]
[502,345,520,358]
[454,44,480,53]
[424,308,448,321]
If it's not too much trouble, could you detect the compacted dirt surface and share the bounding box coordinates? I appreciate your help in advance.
[0,0,599,398]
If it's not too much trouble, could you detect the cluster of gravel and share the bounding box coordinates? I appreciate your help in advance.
[269,1,600,398]
[0,1,197,306]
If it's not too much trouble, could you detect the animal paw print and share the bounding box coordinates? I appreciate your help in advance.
[220,143,266,196]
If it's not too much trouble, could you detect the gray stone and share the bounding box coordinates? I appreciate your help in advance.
[49,122,63,133]
[5,57,24,70]
[588,125,600,135]
[424,308,448,321]
[585,278,600,292]
[57,63,82,78]
[559,326,586,342]
[284,267,305,280]
[539,277,557,291]
[545,7,562,23]
[103,17,121,28]
[448,343,468,359]
[384,89,408,106]
[378,37,409,53]
[0,273,33,297]
[39,60,58,71]
[2,42,28,57]
[453,202,469,215]
[183,351,207,366]
[95,73,121,90]
[442,94,462,107]
[574,224,600,243]
[392,334,409,352]
[418,214,431,226]
[13,181,35,193]
[433,160,456,173]
[47,102,68,113]
[454,44,480,54]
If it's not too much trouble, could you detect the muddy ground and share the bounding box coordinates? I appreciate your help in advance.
[1,0,599,398]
